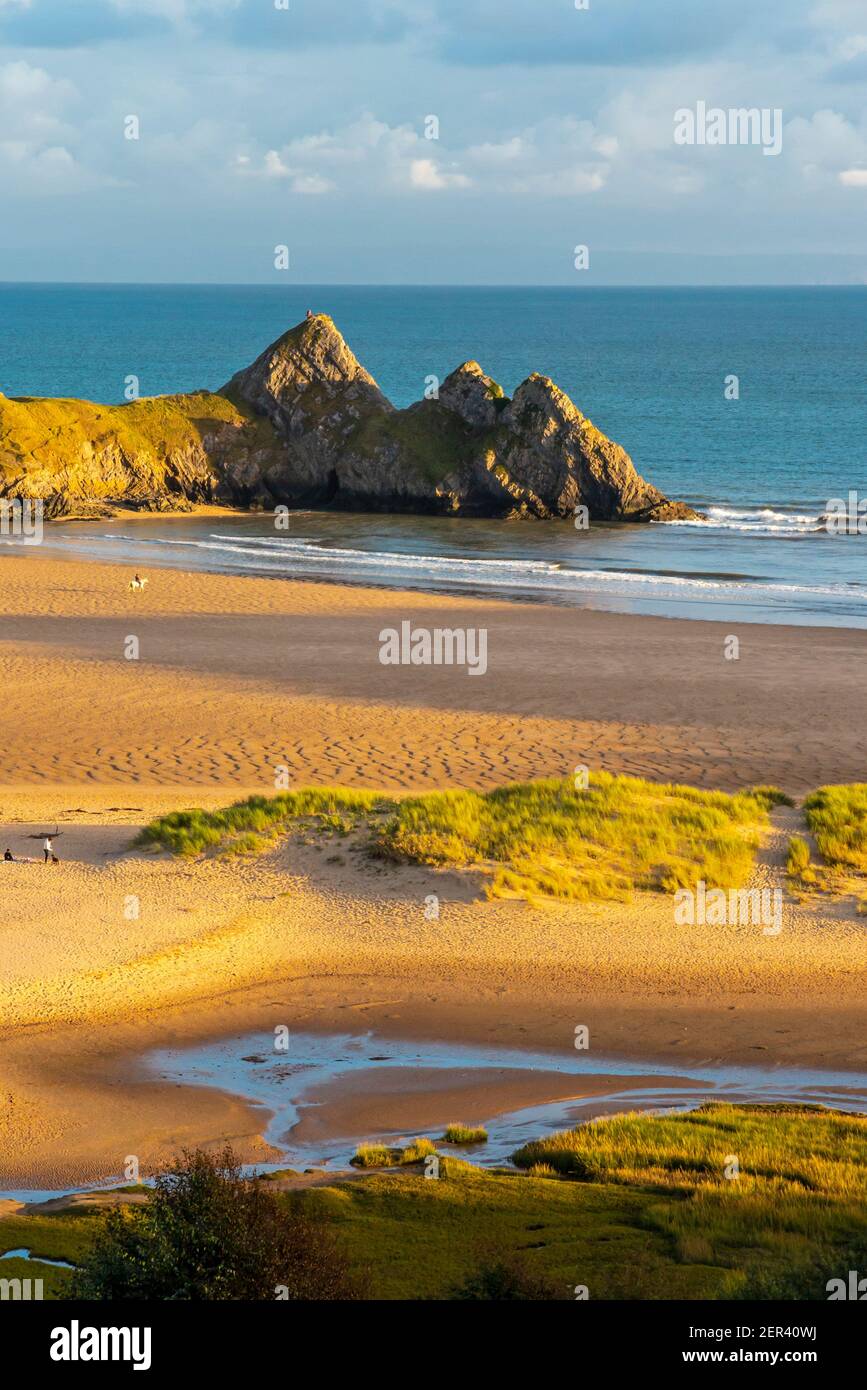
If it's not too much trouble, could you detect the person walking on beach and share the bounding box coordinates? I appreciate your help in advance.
[43,835,52,863]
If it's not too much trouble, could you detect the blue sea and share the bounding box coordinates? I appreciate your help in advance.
[1,283,866,626]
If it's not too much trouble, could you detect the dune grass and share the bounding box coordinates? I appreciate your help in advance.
[506,1103,867,1300]
[511,1102,867,1191]
[803,785,867,875]
[786,835,815,885]
[376,773,782,900]
[135,788,392,858]
[136,773,783,903]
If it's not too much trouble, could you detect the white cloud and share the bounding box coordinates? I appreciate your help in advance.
[233,112,614,198]
[258,150,334,194]
[839,167,867,185]
[464,117,611,196]
[409,157,470,189]
[0,61,106,193]
[109,0,238,19]
[263,149,289,177]
[786,108,867,182]
[837,34,867,60]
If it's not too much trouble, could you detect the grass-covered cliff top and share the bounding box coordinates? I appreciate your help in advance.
[135,772,787,901]
[0,388,274,472]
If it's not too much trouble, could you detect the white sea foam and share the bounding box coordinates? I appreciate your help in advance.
[100,530,865,603]
[35,520,857,625]
[659,505,822,536]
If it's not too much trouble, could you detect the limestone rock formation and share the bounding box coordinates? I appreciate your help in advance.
[0,314,697,523]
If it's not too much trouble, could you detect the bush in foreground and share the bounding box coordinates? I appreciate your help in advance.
[68,1147,362,1300]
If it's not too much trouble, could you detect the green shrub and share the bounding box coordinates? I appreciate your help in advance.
[68,1147,361,1300]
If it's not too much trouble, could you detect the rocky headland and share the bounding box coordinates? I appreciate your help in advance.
[0,314,696,523]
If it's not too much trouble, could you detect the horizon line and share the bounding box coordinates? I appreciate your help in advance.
[1,280,866,291]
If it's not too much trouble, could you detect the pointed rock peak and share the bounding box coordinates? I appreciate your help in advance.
[508,372,581,426]
[439,360,507,428]
[273,312,349,358]
[222,314,392,418]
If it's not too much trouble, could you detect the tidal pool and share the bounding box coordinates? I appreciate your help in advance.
[5,1032,866,1202]
[148,1030,867,1171]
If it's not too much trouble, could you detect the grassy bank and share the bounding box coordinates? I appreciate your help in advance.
[135,773,784,901]
[4,1103,864,1300]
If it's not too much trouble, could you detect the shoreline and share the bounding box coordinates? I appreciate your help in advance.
[10,501,867,631]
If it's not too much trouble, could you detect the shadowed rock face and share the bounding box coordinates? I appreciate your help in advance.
[0,314,696,522]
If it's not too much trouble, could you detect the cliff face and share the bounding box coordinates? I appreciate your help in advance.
[0,315,696,522]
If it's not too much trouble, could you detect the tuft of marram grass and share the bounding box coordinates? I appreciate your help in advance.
[803,784,867,874]
[350,1137,438,1168]
[375,772,773,901]
[785,835,813,882]
[527,1162,557,1178]
[442,1124,488,1145]
[747,784,795,810]
[135,788,393,858]
[350,1143,394,1169]
[401,1137,438,1163]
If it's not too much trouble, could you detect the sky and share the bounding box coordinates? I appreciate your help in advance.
[1,0,866,284]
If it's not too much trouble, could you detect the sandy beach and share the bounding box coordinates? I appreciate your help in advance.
[1,547,866,1192]
[2,548,867,791]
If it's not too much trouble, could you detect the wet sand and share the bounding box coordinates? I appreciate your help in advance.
[285,1067,704,1148]
[1,550,867,791]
